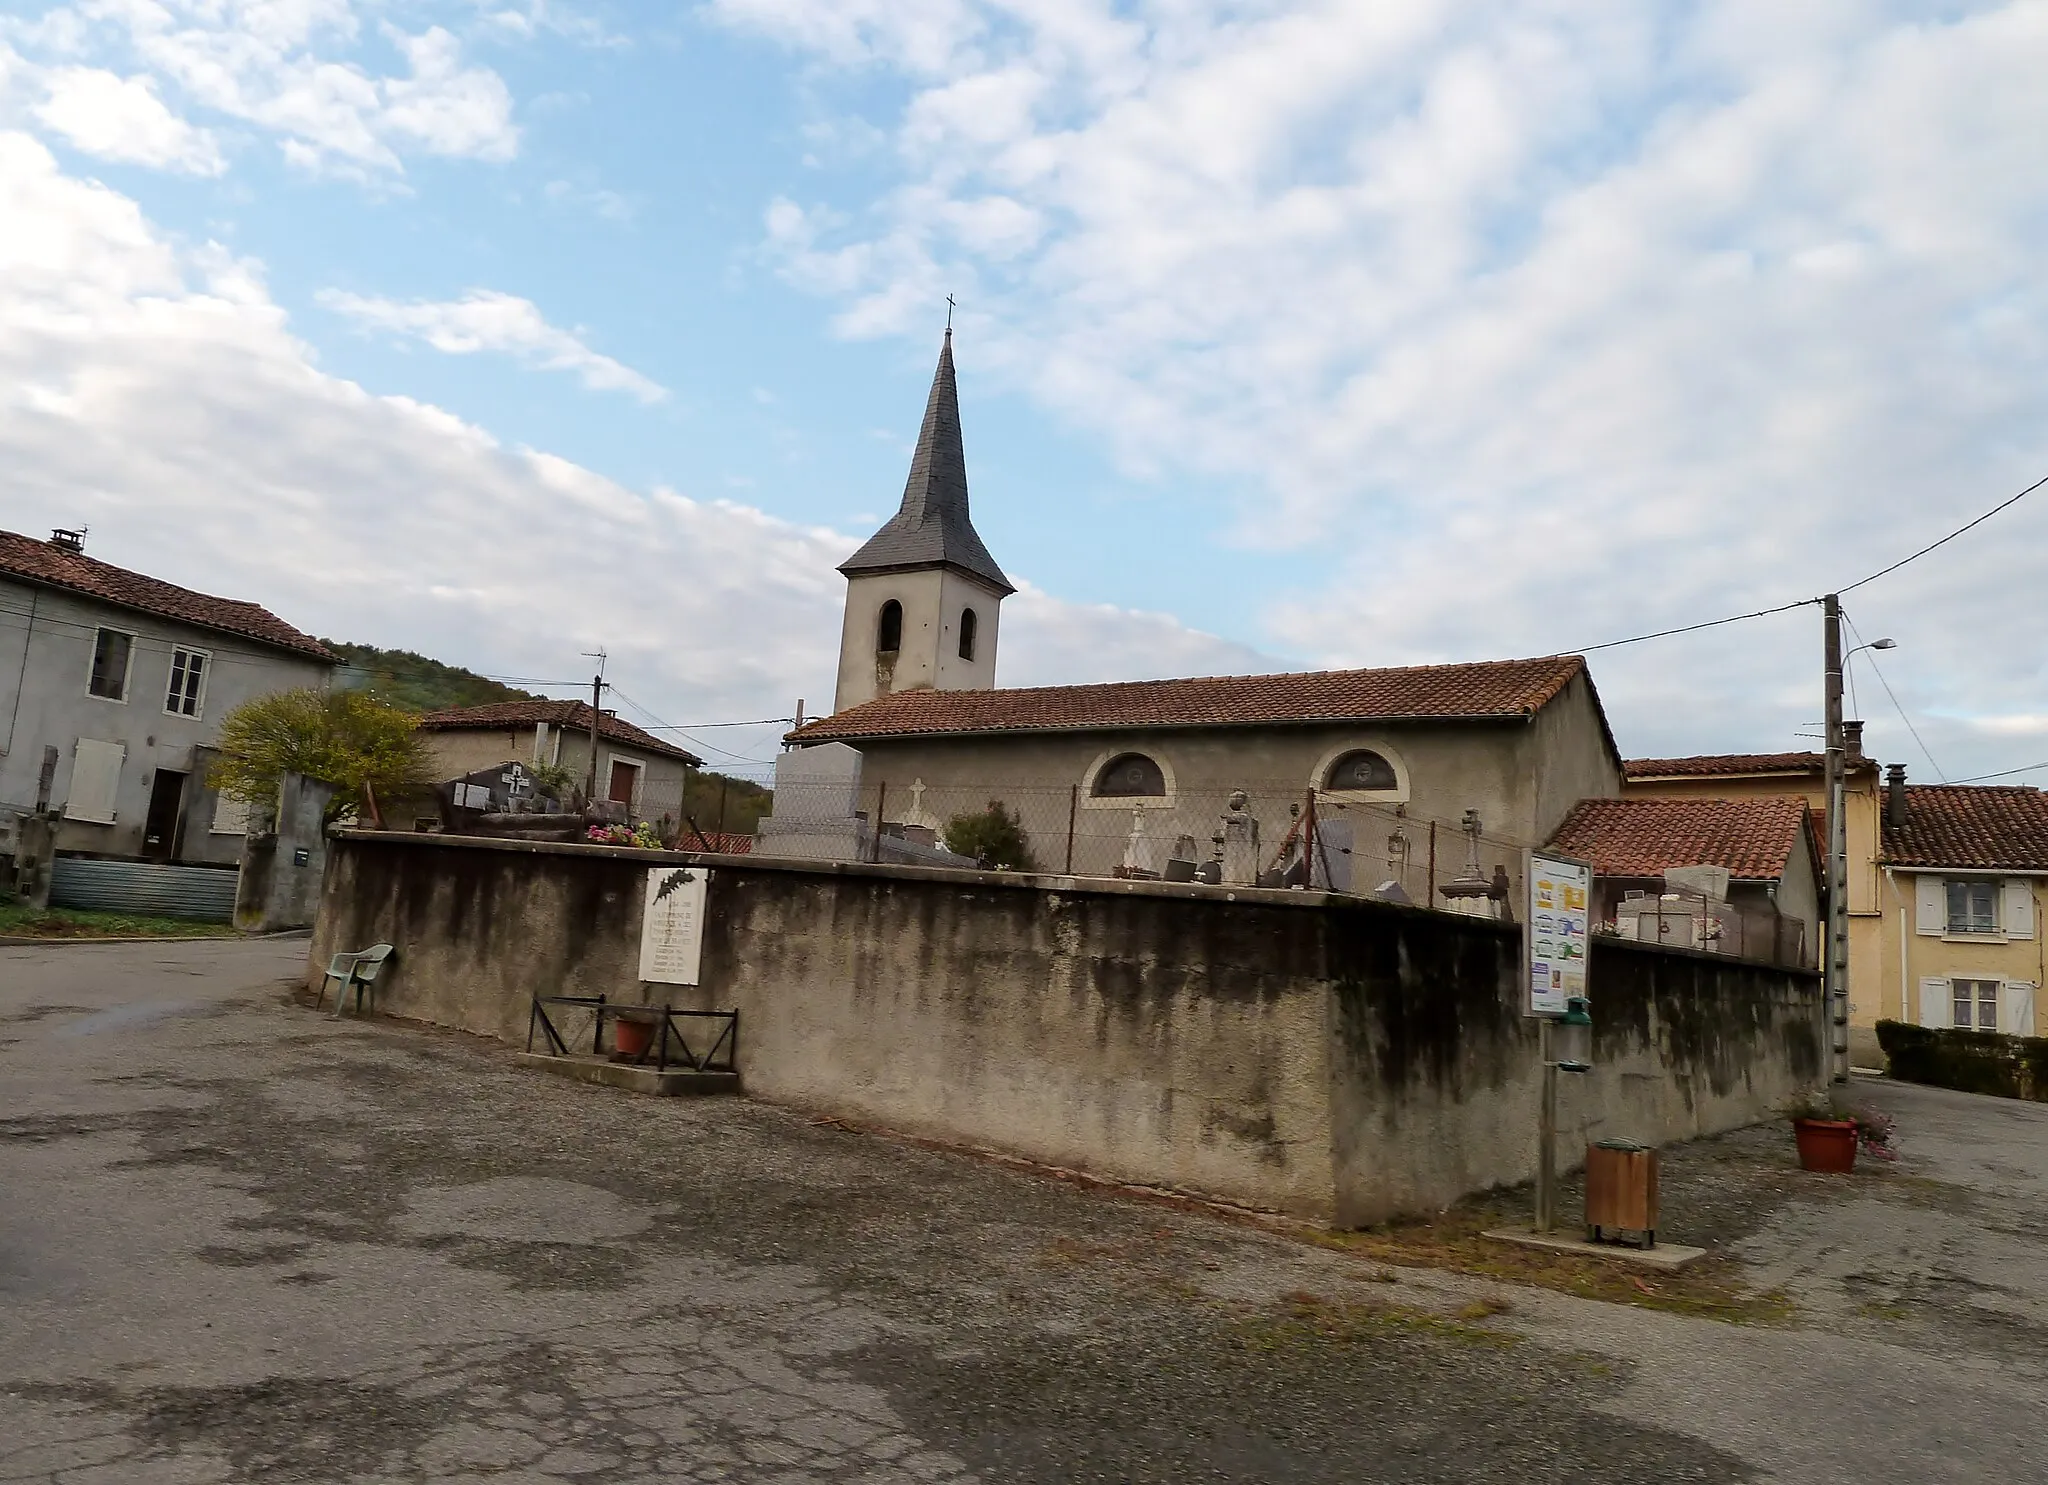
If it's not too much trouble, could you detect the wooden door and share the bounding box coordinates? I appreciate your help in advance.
[608,760,638,806]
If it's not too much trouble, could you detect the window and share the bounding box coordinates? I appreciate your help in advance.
[1947,879,1999,935]
[165,647,209,718]
[1953,978,1999,1030]
[608,758,641,806]
[1325,749,1398,792]
[877,600,903,654]
[1093,753,1166,798]
[958,607,978,661]
[87,628,133,701]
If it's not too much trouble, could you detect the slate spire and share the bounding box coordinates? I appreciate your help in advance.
[838,329,1014,594]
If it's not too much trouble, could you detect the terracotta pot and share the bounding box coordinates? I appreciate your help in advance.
[612,1012,659,1060]
[1793,1117,1858,1173]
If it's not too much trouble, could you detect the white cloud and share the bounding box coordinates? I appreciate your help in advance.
[32,65,224,173]
[729,0,2048,778]
[316,287,667,402]
[0,131,1262,779]
[5,2,517,177]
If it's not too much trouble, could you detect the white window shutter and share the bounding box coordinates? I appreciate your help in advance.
[63,739,125,824]
[210,793,252,835]
[2003,881,2035,940]
[2002,981,2037,1037]
[1919,977,1951,1029]
[1916,877,1945,936]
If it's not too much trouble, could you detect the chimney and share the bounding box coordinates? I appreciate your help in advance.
[1843,720,1864,762]
[1885,764,1908,832]
[48,527,85,554]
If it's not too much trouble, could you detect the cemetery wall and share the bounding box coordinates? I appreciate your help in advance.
[310,830,1821,1222]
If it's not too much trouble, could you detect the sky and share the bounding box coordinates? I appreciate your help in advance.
[1,1,2045,787]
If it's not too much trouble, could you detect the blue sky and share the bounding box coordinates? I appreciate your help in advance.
[2,1,2047,783]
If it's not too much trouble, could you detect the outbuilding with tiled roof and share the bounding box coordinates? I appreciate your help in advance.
[415,699,701,824]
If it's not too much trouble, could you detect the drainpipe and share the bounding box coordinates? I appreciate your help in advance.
[1886,867,1907,1028]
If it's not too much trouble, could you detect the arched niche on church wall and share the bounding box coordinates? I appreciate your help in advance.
[1309,742,1410,803]
[1082,750,1177,810]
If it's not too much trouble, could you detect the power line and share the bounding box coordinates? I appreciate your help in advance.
[1569,597,1819,654]
[1951,760,2048,785]
[606,686,777,767]
[1843,611,1945,783]
[1839,468,2048,595]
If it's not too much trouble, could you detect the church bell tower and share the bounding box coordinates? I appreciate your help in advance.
[832,329,1013,714]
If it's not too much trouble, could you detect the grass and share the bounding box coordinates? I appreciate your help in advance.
[1303,1203,1796,1327]
[0,903,237,939]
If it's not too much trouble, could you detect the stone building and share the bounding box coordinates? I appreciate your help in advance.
[784,332,1624,891]
[416,700,700,819]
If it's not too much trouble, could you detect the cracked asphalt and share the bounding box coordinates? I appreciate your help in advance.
[2,939,2044,1483]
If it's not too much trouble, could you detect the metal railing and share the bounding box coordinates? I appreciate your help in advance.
[526,995,738,1074]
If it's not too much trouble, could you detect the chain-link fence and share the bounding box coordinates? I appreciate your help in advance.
[835,777,1534,903]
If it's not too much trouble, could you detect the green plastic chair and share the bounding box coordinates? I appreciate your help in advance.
[322,944,394,1018]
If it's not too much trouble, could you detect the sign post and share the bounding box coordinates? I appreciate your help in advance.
[1525,849,1592,1233]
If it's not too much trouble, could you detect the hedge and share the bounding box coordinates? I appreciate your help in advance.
[1875,1019,2048,1102]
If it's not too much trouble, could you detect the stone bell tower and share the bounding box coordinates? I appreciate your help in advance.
[832,329,1013,714]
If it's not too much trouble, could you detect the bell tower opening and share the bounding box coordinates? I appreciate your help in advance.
[877,600,903,654]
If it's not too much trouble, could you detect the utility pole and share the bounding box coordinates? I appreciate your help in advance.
[1823,596,1849,1083]
[582,649,608,810]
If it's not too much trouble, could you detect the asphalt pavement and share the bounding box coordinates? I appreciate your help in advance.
[2,939,2042,1483]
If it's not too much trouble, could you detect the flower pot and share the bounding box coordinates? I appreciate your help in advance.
[612,1012,660,1061]
[1793,1117,1858,1173]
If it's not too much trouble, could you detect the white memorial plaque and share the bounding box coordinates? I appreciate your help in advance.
[639,866,708,985]
[1525,850,1591,1016]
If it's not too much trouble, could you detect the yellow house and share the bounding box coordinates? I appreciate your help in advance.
[1624,738,2048,1060]
[1875,775,2045,1041]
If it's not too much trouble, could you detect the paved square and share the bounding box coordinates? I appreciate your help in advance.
[3,939,2042,1483]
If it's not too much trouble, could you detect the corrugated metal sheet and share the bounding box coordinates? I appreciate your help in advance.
[49,858,240,922]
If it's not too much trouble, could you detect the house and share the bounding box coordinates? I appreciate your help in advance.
[1621,738,1885,1055]
[782,329,1624,890]
[415,701,701,824]
[1544,795,1821,966]
[1876,772,2046,1040]
[0,527,334,867]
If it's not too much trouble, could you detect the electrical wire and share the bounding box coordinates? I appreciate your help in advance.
[1843,611,1945,782]
[1950,761,2048,785]
[1839,469,2048,595]
[605,686,777,767]
[1568,597,1820,654]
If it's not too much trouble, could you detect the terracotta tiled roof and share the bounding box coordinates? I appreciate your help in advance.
[1881,786,2048,870]
[1625,752,1826,779]
[419,701,702,765]
[792,655,1595,742]
[1546,796,1814,881]
[0,527,332,661]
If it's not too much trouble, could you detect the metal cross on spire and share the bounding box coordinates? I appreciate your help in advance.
[945,293,956,331]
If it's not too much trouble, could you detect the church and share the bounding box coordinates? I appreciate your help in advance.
[781,330,1625,895]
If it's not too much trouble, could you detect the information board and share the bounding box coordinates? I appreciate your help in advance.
[1525,850,1591,1016]
[639,866,708,985]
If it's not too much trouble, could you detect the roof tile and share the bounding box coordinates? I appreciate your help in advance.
[1881,786,2048,870]
[0,528,332,661]
[793,655,1591,741]
[1546,796,1813,880]
[419,701,702,765]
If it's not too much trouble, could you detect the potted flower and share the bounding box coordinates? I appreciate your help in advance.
[1782,1089,1897,1172]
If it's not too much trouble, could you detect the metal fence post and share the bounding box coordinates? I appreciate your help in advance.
[1065,784,1078,874]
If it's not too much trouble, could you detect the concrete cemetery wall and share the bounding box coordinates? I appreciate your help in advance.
[311,830,1821,1222]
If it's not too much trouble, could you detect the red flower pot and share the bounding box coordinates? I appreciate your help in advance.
[1794,1117,1858,1173]
[612,1013,659,1061]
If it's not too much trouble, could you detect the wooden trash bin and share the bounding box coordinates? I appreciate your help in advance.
[1584,1139,1659,1249]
